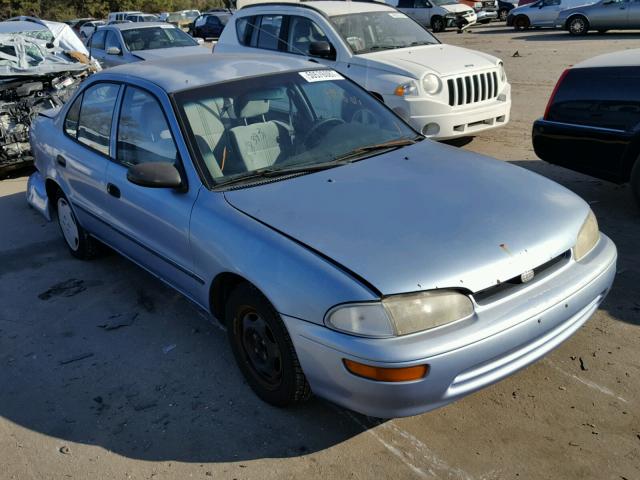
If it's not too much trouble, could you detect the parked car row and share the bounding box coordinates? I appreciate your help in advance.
[508,0,640,34]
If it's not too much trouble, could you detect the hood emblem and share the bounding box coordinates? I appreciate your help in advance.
[520,270,535,283]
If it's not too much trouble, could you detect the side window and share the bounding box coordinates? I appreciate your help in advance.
[64,93,83,138]
[105,31,121,52]
[117,87,177,166]
[91,29,106,50]
[542,0,560,6]
[256,15,283,50]
[195,15,207,27]
[397,0,414,7]
[207,16,220,25]
[77,83,120,155]
[287,16,329,56]
[414,0,429,7]
[236,17,252,45]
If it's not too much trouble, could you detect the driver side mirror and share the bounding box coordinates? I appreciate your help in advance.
[196,38,204,45]
[309,41,336,61]
[106,46,121,55]
[127,162,183,189]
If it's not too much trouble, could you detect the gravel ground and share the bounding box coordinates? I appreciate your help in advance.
[1,24,639,480]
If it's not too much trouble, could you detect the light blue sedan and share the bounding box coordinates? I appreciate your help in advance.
[26,53,617,418]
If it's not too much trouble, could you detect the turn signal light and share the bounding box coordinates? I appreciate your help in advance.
[343,359,429,382]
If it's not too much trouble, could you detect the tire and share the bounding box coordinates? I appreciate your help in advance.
[226,283,311,407]
[631,156,640,208]
[567,15,589,35]
[54,189,98,260]
[514,15,530,30]
[430,16,445,33]
[499,8,509,21]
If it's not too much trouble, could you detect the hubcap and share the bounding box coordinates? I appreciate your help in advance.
[240,310,282,386]
[571,19,584,33]
[57,198,79,251]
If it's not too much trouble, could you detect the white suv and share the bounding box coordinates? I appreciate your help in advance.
[214,0,511,139]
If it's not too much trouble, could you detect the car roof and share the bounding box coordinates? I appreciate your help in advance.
[105,53,320,92]
[573,49,640,69]
[106,22,177,31]
[237,0,394,15]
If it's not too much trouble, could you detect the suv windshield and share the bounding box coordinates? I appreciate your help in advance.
[121,26,198,51]
[174,70,420,187]
[330,11,439,54]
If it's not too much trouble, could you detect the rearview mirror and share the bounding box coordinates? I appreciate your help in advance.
[127,162,183,189]
[106,46,121,55]
[309,41,336,60]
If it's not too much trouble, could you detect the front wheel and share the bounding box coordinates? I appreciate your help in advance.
[499,8,509,21]
[226,283,311,407]
[514,15,530,30]
[431,16,445,33]
[567,16,589,35]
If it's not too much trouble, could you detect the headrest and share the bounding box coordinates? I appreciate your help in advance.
[235,98,269,118]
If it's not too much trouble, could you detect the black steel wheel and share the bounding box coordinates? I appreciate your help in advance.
[226,283,311,407]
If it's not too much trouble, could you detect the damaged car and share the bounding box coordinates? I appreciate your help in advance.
[0,20,95,175]
[27,54,616,418]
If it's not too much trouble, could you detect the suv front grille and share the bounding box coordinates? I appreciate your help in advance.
[447,71,499,107]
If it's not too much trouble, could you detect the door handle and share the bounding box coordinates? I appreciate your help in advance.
[56,155,66,167]
[107,183,121,198]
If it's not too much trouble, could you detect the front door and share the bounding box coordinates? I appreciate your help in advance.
[534,0,563,26]
[103,85,201,295]
[594,0,630,28]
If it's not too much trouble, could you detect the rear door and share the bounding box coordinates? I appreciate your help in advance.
[55,82,121,239]
[532,0,562,26]
[400,0,432,26]
[103,85,201,295]
[593,0,630,28]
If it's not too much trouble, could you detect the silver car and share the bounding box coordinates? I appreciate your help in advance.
[86,22,205,68]
[557,0,640,34]
[27,54,616,418]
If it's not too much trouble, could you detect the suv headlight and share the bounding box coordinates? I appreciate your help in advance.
[498,62,506,82]
[422,73,442,95]
[394,80,419,97]
[325,290,474,338]
[574,210,600,261]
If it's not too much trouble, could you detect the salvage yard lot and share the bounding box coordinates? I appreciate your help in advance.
[1,24,639,480]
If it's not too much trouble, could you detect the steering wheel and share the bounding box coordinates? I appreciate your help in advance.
[351,108,380,128]
[303,118,346,149]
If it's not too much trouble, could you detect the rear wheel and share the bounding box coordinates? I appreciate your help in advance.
[567,15,589,35]
[226,283,311,407]
[514,15,530,30]
[431,16,445,33]
[54,189,98,260]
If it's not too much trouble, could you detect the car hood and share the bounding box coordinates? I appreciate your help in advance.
[357,44,498,77]
[224,141,588,296]
[131,45,206,60]
[441,4,475,13]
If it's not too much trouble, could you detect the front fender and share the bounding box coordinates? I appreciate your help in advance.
[189,189,379,324]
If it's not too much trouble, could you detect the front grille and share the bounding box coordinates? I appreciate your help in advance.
[447,71,499,107]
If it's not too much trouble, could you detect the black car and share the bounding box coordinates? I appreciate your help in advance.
[533,49,640,206]
[497,0,515,21]
[188,11,232,40]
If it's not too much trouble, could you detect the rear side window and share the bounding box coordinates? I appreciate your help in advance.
[548,67,640,131]
[76,83,120,155]
[236,17,253,45]
[256,15,284,50]
[64,93,83,138]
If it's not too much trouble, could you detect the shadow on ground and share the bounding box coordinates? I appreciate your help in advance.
[0,191,382,463]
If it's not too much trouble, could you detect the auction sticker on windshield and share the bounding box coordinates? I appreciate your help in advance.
[299,70,344,82]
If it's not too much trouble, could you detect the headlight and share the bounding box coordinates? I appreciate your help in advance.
[422,73,441,95]
[574,210,600,261]
[394,80,419,97]
[325,290,474,338]
[498,62,506,82]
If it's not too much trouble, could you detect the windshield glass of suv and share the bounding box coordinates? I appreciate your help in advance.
[122,26,198,51]
[330,11,438,54]
[174,70,419,186]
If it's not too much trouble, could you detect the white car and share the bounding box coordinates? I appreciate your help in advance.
[390,0,477,32]
[79,20,105,40]
[215,0,511,139]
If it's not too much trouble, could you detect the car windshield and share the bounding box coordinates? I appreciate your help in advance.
[121,26,198,51]
[174,70,420,187]
[330,11,439,54]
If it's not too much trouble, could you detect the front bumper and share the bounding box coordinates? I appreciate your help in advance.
[386,83,511,140]
[26,170,51,221]
[284,234,616,418]
[476,10,499,22]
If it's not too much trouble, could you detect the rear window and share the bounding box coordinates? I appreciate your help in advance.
[548,66,640,131]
